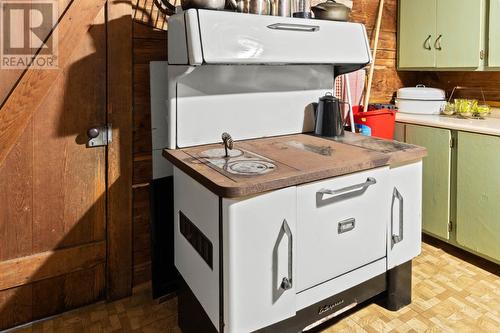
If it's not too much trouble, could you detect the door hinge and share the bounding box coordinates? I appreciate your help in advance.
[450,137,455,148]
[448,221,453,232]
[480,50,486,60]
[86,124,112,148]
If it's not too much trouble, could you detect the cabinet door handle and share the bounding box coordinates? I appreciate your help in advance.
[424,35,432,50]
[280,219,293,291]
[391,187,404,248]
[267,23,320,32]
[434,34,443,50]
[318,177,377,197]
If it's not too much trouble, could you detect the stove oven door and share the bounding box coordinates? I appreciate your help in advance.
[296,167,389,292]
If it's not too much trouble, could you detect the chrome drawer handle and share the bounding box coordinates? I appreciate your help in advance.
[391,187,404,248]
[280,219,293,291]
[318,177,377,196]
[267,23,320,32]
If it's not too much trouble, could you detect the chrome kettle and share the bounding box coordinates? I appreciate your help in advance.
[314,92,348,138]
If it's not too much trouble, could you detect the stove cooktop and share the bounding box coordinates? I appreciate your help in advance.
[198,148,277,177]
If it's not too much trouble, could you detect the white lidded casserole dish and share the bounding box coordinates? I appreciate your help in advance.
[395,85,446,115]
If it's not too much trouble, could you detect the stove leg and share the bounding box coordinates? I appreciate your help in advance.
[385,260,412,311]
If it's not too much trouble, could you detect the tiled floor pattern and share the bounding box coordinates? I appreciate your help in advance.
[7,242,500,333]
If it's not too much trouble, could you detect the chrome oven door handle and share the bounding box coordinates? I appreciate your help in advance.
[317,177,377,197]
[267,23,320,32]
[391,187,404,248]
[280,219,293,291]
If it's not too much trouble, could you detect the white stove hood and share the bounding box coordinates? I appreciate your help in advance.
[168,9,372,72]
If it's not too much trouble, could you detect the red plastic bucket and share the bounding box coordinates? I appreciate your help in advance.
[353,107,396,139]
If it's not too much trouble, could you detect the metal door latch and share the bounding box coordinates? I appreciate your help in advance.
[86,124,112,148]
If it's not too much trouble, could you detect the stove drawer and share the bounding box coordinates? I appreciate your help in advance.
[296,167,389,292]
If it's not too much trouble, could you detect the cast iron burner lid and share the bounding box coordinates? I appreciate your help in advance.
[226,160,276,176]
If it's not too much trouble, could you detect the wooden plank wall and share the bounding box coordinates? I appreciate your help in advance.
[416,72,500,103]
[107,0,134,301]
[130,0,416,287]
[132,0,168,286]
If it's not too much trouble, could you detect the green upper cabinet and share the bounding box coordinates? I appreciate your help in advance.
[406,124,451,240]
[398,0,487,70]
[456,132,500,262]
[435,0,484,68]
[398,0,436,68]
[489,0,500,67]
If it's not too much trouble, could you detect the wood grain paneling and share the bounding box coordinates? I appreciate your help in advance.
[416,72,500,102]
[0,263,106,330]
[134,154,153,184]
[32,11,107,253]
[107,0,134,300]
[0,1,112,330]
[0,0,107,166]
[0,285,32,329]
[133,186,152,286]
[0,121,33,262]
[134,63,153,155]
[0,241,105,291]
[30,263,105,322]
[0,0,74,106]
[133,38,168,65]
[131,0,169,287]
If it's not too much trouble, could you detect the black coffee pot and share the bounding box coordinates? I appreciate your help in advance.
[314,92,348,138]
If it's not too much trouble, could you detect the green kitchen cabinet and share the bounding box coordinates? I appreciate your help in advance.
[456,132,500,261]
[489,0,500,67]
[435,0,484,68]
[398,0,486,70]
[405,124,452,240]
[397,122,499,263]
[398,0,436,68]
[394,122,406,142]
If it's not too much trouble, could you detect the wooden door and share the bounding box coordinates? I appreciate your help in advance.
[456,132,500,261]
[489,0,500,67]
[435,0,483,68]
[405,125,451,240]
[0,1,130,329]
[398,0,436,69]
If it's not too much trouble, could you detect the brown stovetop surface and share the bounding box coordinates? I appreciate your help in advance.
[163,133,427,198]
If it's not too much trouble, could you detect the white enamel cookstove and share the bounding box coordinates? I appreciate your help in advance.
[150,9,424,333]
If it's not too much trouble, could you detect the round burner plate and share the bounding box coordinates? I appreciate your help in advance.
[226,160,276,176]
[200,148,243,159]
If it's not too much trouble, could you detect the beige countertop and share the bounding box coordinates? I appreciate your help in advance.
[163,133,426,198]
[396,108,500,136]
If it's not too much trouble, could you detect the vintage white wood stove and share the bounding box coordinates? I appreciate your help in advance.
[150,9,424,333]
